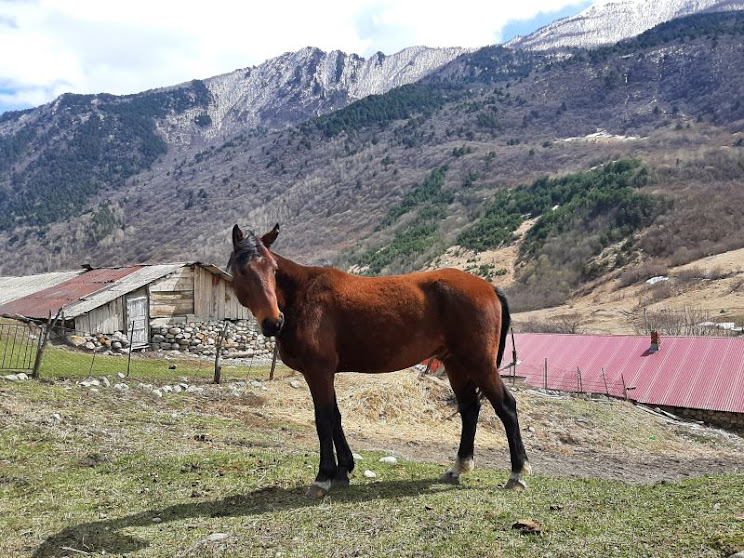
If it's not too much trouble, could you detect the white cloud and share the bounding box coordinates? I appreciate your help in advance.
[0,0,594,110]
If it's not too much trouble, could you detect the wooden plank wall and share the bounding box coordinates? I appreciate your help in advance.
[150,268,195,324]
[74,297,125,334]
[194,266,252,321]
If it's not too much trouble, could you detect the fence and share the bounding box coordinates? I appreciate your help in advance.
[503,359,629,400]
[0,321,43,374]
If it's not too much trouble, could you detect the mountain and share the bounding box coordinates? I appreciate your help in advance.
[199,46,471,137]
[1,12,744,316]
[507,0,744,50]
[0,45,467,235]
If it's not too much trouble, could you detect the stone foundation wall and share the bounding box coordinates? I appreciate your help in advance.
[64,319,276,359]
[660,405,744,431]
[150,320,276,358]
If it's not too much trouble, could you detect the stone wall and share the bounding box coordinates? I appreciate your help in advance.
[64,319,276,359]
[150,320,276,358]
[660,405,744,431]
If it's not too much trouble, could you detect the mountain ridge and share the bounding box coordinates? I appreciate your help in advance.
[507,0,744,50]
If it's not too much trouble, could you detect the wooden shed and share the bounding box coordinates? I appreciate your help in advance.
[0,263,252,347]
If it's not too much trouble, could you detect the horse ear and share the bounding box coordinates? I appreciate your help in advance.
[261,223,280,248]
[232,224,244,247]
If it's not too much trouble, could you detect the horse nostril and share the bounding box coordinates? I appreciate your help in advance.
[261,315,284,337]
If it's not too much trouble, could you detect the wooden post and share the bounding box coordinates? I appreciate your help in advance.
[601,367,610,396]
[577,367,583,393]
[621,373,628,401]
[125,319,135,378]
[269,341,279,381]
[543,358,548,390]
[213,321,228,384]
[31,308,62,379]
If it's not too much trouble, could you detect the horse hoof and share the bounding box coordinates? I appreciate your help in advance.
[305,483,329,499]
[331,476,350,489]
[440,471,461,485]
[504,478,527,491]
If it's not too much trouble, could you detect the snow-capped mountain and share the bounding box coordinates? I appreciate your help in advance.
[507,0,744,50]
[159,46,470,142]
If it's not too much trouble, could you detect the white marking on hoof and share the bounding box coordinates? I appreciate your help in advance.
[440,470,461,485]
[504,477,528,491]
[441,457,473,484]
[305,480,331,499]
[456,457,474,474]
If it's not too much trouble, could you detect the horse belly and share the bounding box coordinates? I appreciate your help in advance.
[335,317,442,373]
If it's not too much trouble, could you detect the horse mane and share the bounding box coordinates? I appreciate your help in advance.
[227,229,262,273]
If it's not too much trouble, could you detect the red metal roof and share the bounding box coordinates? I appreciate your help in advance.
[510,333,744,414]
[0,267,143,319]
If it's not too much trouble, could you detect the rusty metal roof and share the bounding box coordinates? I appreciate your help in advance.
[511,333,744,414]
[0,266,143,319]
[0,270,85,305]
[0,263,232,320]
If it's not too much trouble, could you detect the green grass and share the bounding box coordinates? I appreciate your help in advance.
[37,344,288,384]
[1,381,742,557]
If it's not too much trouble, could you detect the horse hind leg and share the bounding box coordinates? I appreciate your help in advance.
[476,370,531,490]
[441,365,480,485]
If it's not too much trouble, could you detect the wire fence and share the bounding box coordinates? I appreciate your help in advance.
[0,321,42,373]
[502,360,629,400]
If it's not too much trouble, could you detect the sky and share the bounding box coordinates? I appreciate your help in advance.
[0,0,607,114]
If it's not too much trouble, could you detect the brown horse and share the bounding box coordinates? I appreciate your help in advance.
[228,224,530,498]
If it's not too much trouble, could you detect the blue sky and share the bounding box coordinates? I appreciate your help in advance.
[0,0,597,115]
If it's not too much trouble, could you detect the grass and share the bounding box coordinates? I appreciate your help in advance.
[36,344,289,384]
[1,379,742,557]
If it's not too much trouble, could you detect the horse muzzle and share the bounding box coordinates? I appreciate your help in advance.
[261,313,284,337]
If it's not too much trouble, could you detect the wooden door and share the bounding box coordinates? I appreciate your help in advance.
[126,296,148,347]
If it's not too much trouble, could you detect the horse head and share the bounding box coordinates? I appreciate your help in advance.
[228,223,284,337]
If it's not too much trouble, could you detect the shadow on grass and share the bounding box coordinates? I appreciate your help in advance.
[33,478,466,557]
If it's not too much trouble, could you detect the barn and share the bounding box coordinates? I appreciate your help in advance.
[0,263,252,347]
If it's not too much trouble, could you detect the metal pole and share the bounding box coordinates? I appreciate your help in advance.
[125,319,135,378]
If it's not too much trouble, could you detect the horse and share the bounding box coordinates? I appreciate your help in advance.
[228,223,530,498]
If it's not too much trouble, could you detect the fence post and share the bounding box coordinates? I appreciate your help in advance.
[543,358,548,390]
[213,321,228,384]
[576,367,583,393]
[31,308,62,379]
[601,367,610,396]
[269,342,279,380]
[621,374,628,401]
[125,319,135,378]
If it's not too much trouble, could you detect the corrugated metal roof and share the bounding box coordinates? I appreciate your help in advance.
[0,262,232,320]
[0,266,143,319]
[511,333,744,414]
[0,270,84,305]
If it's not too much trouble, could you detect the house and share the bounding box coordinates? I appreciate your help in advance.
[510,333,744,429]
[0,263,252,347]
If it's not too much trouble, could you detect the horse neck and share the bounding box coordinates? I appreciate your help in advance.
[272,253,314,312]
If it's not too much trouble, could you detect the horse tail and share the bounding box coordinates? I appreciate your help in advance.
[495,287,511,368]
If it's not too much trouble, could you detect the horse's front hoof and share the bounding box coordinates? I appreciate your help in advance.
[305,481,330,499]
[440,471,461,485]
[504,478,527,491]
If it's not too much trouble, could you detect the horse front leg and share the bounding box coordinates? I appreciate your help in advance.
[332,394,354,487]
[306,373,339,499]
